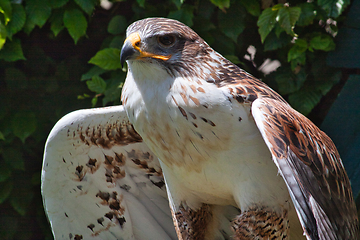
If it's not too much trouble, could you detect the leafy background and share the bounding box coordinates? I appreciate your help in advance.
[0,0,359,239]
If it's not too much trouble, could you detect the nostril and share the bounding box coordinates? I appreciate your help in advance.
[135,41,140,47]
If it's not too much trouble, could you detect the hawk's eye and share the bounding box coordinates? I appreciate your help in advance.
[157,35,176,47]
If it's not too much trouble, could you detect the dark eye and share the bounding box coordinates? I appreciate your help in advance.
[157,34,176,47]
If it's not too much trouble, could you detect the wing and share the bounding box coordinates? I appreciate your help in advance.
[251,98,359,240]
[42,106,177,240]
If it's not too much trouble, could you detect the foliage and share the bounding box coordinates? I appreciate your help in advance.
[0,0,355,239]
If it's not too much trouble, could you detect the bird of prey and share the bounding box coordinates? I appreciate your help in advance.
[42,17,359,240]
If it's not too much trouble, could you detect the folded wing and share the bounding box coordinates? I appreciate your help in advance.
[42,106,177,240]
[252,98,359,240]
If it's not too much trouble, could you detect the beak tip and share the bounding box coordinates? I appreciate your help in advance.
[120,40,136,68]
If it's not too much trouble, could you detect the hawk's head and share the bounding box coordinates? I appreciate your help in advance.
[120,18,214,77]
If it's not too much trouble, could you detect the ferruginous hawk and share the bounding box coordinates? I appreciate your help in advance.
[42,18,359,240]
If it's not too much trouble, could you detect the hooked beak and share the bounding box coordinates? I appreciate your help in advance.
[120,32,172,67]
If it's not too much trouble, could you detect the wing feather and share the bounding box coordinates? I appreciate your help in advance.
[251,98,359,240]
[42,106,177,240]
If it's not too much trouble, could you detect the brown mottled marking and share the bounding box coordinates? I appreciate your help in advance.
[172,95,179,106]
[180,92,188,104]
[189,112,197,119]
[174,204,213,240]
[232,206,289,240]
[178,106,188,120]
[74,234,83,240]
[197,87,205,93]
[189,95,200,106]
[87,224,95,232]
[190,84,197,93]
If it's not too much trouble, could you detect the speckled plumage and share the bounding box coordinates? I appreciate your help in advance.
[42,18,358,240]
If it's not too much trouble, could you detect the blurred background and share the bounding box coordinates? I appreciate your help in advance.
[0,0,359,239]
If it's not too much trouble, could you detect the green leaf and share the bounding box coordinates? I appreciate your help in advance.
[103,86,121,105]
[0,0,12,24]
[25,0,51,28]
[9,184,34,216]
[168,5,194,27]
[264,31,292,51]
[49,0,69,8]
[171,0,184,9]
[0,131,4,140]
[0,38,26,61]
[89,48,121,70]
[218,2,246,42]
[287,38,307,62]
[6,4,26,38]
[209,0,230,10]
[107,15,127,35]
[50,9,64,36]
[224,55,241,64]
[5,67,28,90]
[74,0,97,15]
[289,88,322,115]
[0,181,13,203]
[0,165,11,182]
[310,34,335,51]
[86,75,106,93]
[91,96,98,107]
[2,147,24,170]
[81,66,107,81]
[297,3,316,26]
[11,110,37,143]
[240,0,260,16]
[275,68,306,95]
[136,0,145,8]
[277,6,301,36]
[63,8,87,44]
[257,6,279,43]
[0,21,6,49]
[109,35,125,49]
[317,0,350,18]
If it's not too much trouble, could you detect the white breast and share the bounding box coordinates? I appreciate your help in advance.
[122,60,292,213]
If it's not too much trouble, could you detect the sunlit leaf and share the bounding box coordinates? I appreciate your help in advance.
[25,0,51,28]
[318,0,350,18]
[86,75,107,93]
[277,6,301,36]
[0,21,6,49]
[89,48,121,70]
[287,38,307,62]
[0,38,25,61]
[0,131,4,141]
[63,8,87,44]
[6,4,25,38]
[0,0,12,24]
[257,6,279,42]
[310,34,335,51]
[81,66,107,81]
